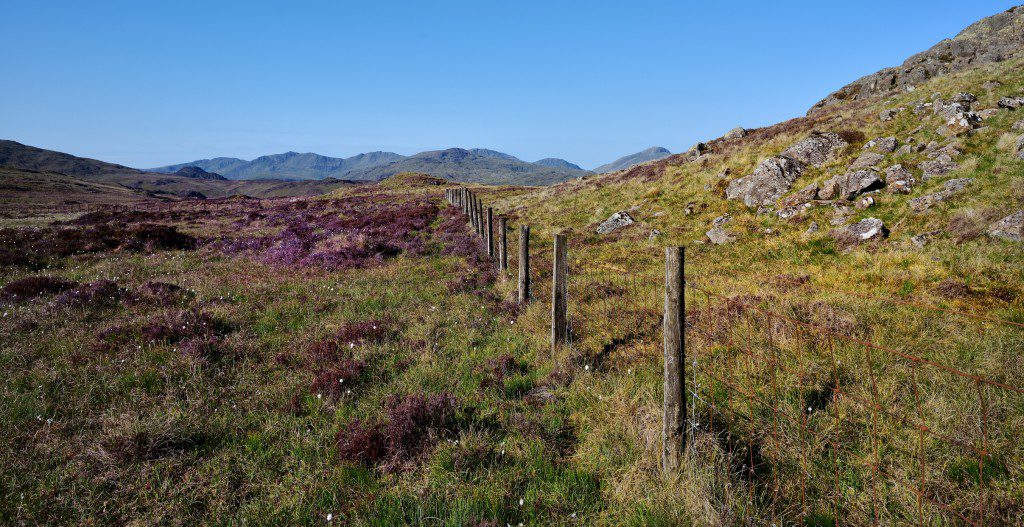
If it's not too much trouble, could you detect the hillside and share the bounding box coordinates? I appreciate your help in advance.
[4,6,1024,527]
[150,151,406,180]
[534,157,584,170]
[592,146,671,173]
[341,147,590,185]
[0,140,148,177]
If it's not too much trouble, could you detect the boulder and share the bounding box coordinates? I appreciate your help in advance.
[988,211,1024,241]
[998,96,1024,109]
[596,211,635,234]
[950,92,978,106]
[885,164,916,194]
[819,176,841,201]
[779,183,819,208]
[832,218,888,243]
[851,152,885,169]
[855,196,875,210]
[726,156,805,208]
[1016,135,1024,159]
[977,108,1001,120]
[983,80,1003,91]
[920,160,958,180]
[805,222,819,236]
[706,215,736,245]
[723,127,748,140]
[1014,120,1024,132]
[706,228,736,245]
[835,169,885,200]
[880,108,904,121]
[782,132,848,167]
[909,178,973,213]
[864,137,898,153]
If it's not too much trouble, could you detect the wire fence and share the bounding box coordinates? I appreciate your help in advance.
[444,187,1024,525]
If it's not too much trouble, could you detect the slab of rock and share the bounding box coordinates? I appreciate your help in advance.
[855,196,875,210]
[596,211,635,234]
[851,152,885,169]
[723,127,747,140]
[988,211,1024,241]
[920,160,958,180]
[864,137,898,153]
[998,96,1024,109]
[805,222,819,235]
[726,156,805,208]
[977,108,1001,120]
[1014,120,1024,132]
[885,164,916,194]
[832,218,888,243]
[706,215,736,245]
[983,80,1003,91]
[909,178,973,212]
[783,132,848,167]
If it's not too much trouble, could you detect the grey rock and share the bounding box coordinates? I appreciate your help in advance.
[851,152,886,169]
[920,160,958,180]
[880,108,904,122]
[706,227,736,245]
[805,222,819,235]
[779,183,819,208]
[999,96,1024,109]
[596,211,635,234]
[885,164,916,194]
[988,211,1024,241]
[865,137,899,153]
[911,230,942,248]
[723,127,748,140]
[782,132,848,167]
[1013,120,1024,132]
[832,218,888,242]
[950,92,978,106]
[983,80,1003,91]
[648,229,663,241]
[855,196,875,210]
[909,178,974,212]
[712,214,732,228]
[977,108,1001,120]
[726,156,805,208]
[835,169,886,200]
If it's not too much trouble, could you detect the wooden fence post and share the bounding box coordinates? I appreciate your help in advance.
[518,225,530,304]
[498,216,507,272]
[486,207,494,258]
[662,246,686,473]
[551,233,567,353]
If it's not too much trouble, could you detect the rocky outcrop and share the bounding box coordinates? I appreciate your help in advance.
[909,178,973,212]
[999,96,1024,109]
[726,156,805,208]
[851,152,885,169]
[988,211,1024,241]
[723,127,748,140]
[809,7,1024,115]
[920,159,959,180]
[782,132,848,167]
[596,211,635,234]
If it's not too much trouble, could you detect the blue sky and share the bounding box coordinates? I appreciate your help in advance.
[0,1,1016,170]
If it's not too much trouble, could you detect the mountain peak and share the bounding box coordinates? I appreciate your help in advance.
[593,146,672,174]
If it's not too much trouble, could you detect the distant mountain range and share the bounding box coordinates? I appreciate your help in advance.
[593,146,672,174]
[151,146,673,185]
[2,138,674,188]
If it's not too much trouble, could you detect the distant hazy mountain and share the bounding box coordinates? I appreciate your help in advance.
[0,139,149,177]
[343,148,590,186]
[174,166,227,181]
[535,158,584,171]
[593,147,672,174]
[149,151,406,180]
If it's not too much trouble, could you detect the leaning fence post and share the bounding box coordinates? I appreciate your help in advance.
[498,216,508,272]
[518,225,530,303]
[551,233,567,353]
[662,246,686,473]
[486,207,494,258]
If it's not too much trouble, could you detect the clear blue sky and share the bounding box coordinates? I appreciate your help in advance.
[0,1,1017,170]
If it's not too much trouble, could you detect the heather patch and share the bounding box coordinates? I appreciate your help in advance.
[53,279,126,308]
[1,275,80,303]
[336,393,463,471]
[0,223,196,269]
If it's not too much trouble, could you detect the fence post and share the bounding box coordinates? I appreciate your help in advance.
[551,233,567,353]
[470,194,478,231]
[498,216,507,272]
[486,207,494,258]
[662,246,686,473]
[518,225,530,303]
